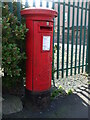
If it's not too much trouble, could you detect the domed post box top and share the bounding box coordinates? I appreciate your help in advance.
[20,8,57,21]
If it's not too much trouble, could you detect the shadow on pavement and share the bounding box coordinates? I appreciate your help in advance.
[2,91,89,118]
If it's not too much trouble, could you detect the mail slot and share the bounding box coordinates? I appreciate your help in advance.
[39,26,52,32]
[21,8,57,95]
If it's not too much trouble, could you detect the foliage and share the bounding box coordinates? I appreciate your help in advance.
[2,3,28,90]
[88,81,90,85]
[67,89,73,95]
[51,86,73,100]
[58,85,64,94]
[54,44,57,53]
[51,85,66,100]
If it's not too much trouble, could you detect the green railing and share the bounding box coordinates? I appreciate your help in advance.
[5,1,90,82]
[55,1,90,80]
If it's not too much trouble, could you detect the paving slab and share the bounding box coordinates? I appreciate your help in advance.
[2,95,23,115]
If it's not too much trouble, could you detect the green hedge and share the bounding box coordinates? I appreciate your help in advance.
[2,3,28,91]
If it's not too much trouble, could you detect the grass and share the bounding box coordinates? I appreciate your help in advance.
[51,85,74,100]
[51,85,66,100]
[67,89,73,95]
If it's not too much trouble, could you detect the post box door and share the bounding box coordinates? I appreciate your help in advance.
[33,21,53,92]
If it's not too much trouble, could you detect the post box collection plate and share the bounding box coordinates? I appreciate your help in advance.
[43,36,50,51]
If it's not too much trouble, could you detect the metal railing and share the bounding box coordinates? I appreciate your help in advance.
[55,1,89,80]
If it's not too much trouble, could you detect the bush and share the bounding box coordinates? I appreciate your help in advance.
[2,3,28,91]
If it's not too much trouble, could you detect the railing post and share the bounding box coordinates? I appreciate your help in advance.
[17,0,21,22]
[78,1,84,74]
[75,1,79,75]
[8,2,13,13]
[70,2,75,76]
[57,0,60,79]
[46,1,49,8]
[25,0,29,8]
[66,1,70,77]
[88,2,90,75]
[62,1,65,78]
[82,2,87,73]
[40,0,42,7]
[52,1,55,86]
[33,0,35,7]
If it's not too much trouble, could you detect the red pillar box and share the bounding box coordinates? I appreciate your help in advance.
[21,8,57,97]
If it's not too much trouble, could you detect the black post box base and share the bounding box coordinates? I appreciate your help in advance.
[25,89,51,109]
